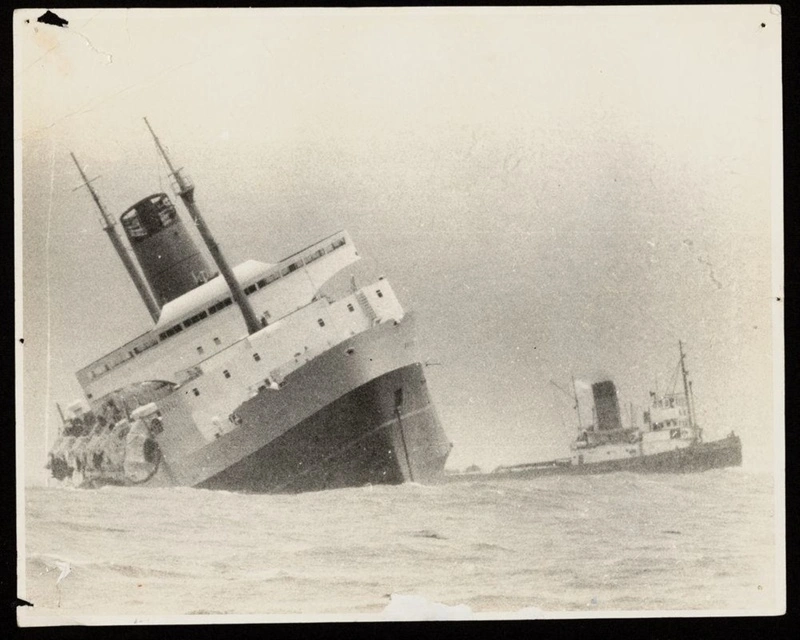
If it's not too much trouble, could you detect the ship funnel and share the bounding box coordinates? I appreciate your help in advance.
[120,193,214,305]
[591,380,623,431]
[143,117,262,335]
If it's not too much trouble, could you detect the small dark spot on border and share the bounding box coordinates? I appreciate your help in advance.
[19,338,24,344]
[761,22,766,28]
[776,297,782,302]
[37,10,68,28]
[17,597,33,607]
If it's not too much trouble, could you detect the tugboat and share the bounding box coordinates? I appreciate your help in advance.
[44,119,452,493]
[449,342,742,481]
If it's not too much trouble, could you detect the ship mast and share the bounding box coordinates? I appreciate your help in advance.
[678,340,696,430]
[143,118,262,336]
[550,378,583,431]
[571,375,583,429]
[70,152,161,322]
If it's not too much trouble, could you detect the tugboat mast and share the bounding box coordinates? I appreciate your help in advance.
[69,152,161,322]
[678,340,696,430]
[143,118,262,336]
[550,378,583,431]
[571,375,583,429]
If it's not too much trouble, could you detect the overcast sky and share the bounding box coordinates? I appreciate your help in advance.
[16,7,782,485]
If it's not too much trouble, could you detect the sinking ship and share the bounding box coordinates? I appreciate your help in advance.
[45,120,451,493]
[450,343,742,481]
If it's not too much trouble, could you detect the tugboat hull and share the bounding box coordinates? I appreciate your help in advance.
[448,434,743,483]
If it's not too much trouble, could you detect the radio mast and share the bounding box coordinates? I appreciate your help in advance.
[678,340,696,430]
[143,118,261,335]
[70,152,161,322]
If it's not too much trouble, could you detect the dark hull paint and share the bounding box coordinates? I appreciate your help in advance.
[447,434,743,483]
[140,313,452,493]
[199,364,449,493]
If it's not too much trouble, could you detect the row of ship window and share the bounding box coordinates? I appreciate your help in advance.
[86,287,382,385]
[653,418,686,429]
[86,237,349,379]
[189,310,335,394]
[187,289,386,398]
[187,290,384,357]
[158,237,348,341]
[654,397,686,408]
[189,290,384,361]
[191,352,263,396]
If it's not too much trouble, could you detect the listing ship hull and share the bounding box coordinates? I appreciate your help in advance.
[127,313,451,493]
[200,363,448,493]
[447,434,742,483]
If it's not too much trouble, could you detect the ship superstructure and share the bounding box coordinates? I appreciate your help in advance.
[570,379,705,466]
[47,121,451,493]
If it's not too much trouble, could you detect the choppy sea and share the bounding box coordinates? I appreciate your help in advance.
[21,469,781,622]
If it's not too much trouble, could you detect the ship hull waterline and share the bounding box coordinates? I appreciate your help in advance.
[447,434,743,483]
[199,363,449,493]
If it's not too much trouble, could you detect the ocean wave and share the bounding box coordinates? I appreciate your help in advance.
[27,554,201,581]
[23,471,779,616]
